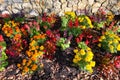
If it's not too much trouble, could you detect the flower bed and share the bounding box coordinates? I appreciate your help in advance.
[0,11,120,79]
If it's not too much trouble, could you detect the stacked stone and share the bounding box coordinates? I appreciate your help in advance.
[0,0,120,16]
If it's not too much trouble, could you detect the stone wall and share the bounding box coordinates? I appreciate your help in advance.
[0,0,120,16]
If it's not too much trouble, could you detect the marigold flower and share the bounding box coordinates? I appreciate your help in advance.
[90,61,96,67]
[17,63,21,68]
[26,59,32,66]
[26,51,32,57]
[22,59,27,65]
[73,49,78,53]
[40,45,44,50]
[23,66,29,73]
[73,58,78,63]
[100,36,105,40]
[98,43,101,47]
[86,64,92,71]
[31,64,38,71]
[117,44,120,51]
[80,49,85,55]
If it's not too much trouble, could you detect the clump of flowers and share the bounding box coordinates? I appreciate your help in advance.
[98,30,120,53]
[2,20,21,39]
[17,33,46,75]
[78,15,93,29]
[73,42,95,73]
[61,12,82,37]
[76,29,100,46]
[56,37,71,50]
[114,56,120,69]
[17,58,43,75]
[43,30,59,59]
[90,8,107,29]
[40,13,56,32]
[0,35,8,71]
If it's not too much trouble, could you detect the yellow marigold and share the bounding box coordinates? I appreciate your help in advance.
[108,41,112,45]
[31,46,36,51]
[73,58,78,63]
[81,26,86,29]
[85,56,93,62]
[78,17,84,22]
[80,49,86,55]
[73,49,78,53]
[89,69,93,73]
[74,55,81,61]
[90,61,96,67]
[87,47,91,51]
[117,44,120,51]
[98,43,101,47]
[100,36,105,40]
[86,64,92,71]
[30,40,36,46]
[65,11,76,18]
[38,51,43,56]
[114,39,118,43]
[87,51,93,57]
[40,45,44,50]
[31,64,38,71]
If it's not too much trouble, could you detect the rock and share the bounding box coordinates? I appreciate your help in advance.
[67,0,76,8]
[36,8,42,14]
[0,3,7,11]
[29,10,39,16]
[92,2,101,13]
[95,0,106,3]
[109,0,117,5]
[53,1,61,9]
[102,0,108,7]
[13,0,23,3]
[45,0,53,9]
[88,0,94,5]
[64,7,72,12]
[59,10,65,16]
[72,5,78,11]
[23,0,30,3]
[60,0,66,3]
[12,3,22,10]
[61,2,67,9]
[22,3,32,9]
[12,8,20,13]
[78,1,87,10]
[0,0,4,4]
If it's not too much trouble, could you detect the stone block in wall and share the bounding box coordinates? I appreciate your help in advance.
[92,2,101,13]
[78,1,87,10]
[29,10,39,16]
[60,0,66,3]
[22,2,32,9]
[12,3,22,10]
[0,3,7,11]
[13,0,23,3]
[61,2,67,9]
[23,0,29,3]
[64,7,72,12]
[88,0,94,5]
[12,8,20,14]
[45,0,53,9]
[53,1,61,9]
[0,0,4,4]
